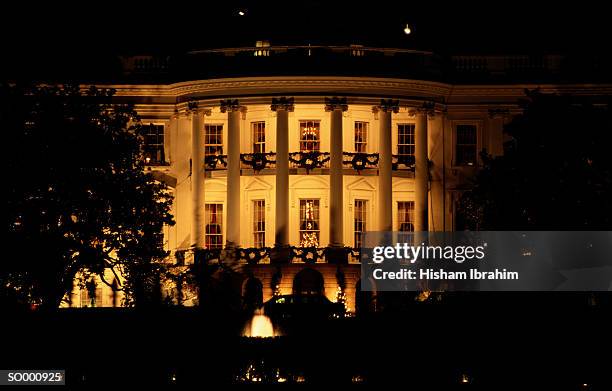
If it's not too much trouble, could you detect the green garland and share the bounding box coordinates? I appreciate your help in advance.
[240,152,276,172]
[204,155,227,170]
[289,152,330,171]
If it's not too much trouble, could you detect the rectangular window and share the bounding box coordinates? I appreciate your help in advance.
[299,199,320,247]
[142,124,165,164]
[398,201,415,232]
[204,124,223,156]
[354,199,367,248]
[205,203,223,249]
[253,200,266,248]
[252,121,266,153]
[397,124,415,158]
[354,121,368,152]
[299,120,321,152]
[455,124,478,166]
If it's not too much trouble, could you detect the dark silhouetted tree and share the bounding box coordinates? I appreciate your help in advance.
[458,90,611,230]
[2,84,174,309]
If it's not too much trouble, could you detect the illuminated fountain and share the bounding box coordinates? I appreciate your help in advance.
[237,308,292,383]
[242,308,278,338]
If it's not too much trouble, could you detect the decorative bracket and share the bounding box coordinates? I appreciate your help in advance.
[324,97,348,112]
[373,99,400,114]
[270,97,295,112]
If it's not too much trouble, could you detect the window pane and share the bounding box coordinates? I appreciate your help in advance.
[354,199,367,248]
[397,124,415,157]
[142,124,165,164]
[252,122,266,153]
[398,201,414,232]
[299,199,320,247]
[354,121,368,152]
[205,124,223,156]
[253,200,265,248]
[456,125,477,166]
[299,121,320,152]
[205,203,223,249]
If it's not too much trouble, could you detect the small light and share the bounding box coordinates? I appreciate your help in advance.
[461,374,470,384]
[404,24,412,35]
[237,9,247,16]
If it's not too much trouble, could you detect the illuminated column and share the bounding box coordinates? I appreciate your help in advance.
[190,103,211,249]
[414,106,430,232]
[375,99,399,232]
[221,99,244,247]
[325,97,348,247]
[271,97,294,247]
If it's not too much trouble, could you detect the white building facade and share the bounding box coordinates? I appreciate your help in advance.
[63,47,610,312]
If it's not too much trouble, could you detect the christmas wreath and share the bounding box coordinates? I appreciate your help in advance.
[289,152,330,172]
[240,153,275,172]
[204,155,227,170]
[346,153,379,171]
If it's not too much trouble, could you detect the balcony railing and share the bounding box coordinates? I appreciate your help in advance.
[120,49,609,83]
[202,152,414,172]
[240,152,276,171]
[185,246,362,265]
[342,152,379,171]
[392,155,415,171]
[289,151,330,171]
[204,155,227,170]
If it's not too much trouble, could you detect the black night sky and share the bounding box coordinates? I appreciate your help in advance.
[3,0,610,56]
[4,0,609,81]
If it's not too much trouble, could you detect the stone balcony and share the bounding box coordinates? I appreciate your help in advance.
[201,152,414,177]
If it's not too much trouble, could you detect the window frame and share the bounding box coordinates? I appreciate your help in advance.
[251,121,266,153]
[299,199,321,247]
[397,123,416,159]
[142,123,166,165]
[354,199,368,248]
[452,121,481,167]
[397,201,415,232]
[354,121,369,153]
[299,120,321,152]
[204,124,224,156]
[252,199,266,248]
[204,203,224,249]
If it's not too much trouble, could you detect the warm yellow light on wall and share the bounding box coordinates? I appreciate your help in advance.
[404,24,412,35]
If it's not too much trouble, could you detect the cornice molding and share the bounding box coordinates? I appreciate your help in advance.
[92,76,452,98]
